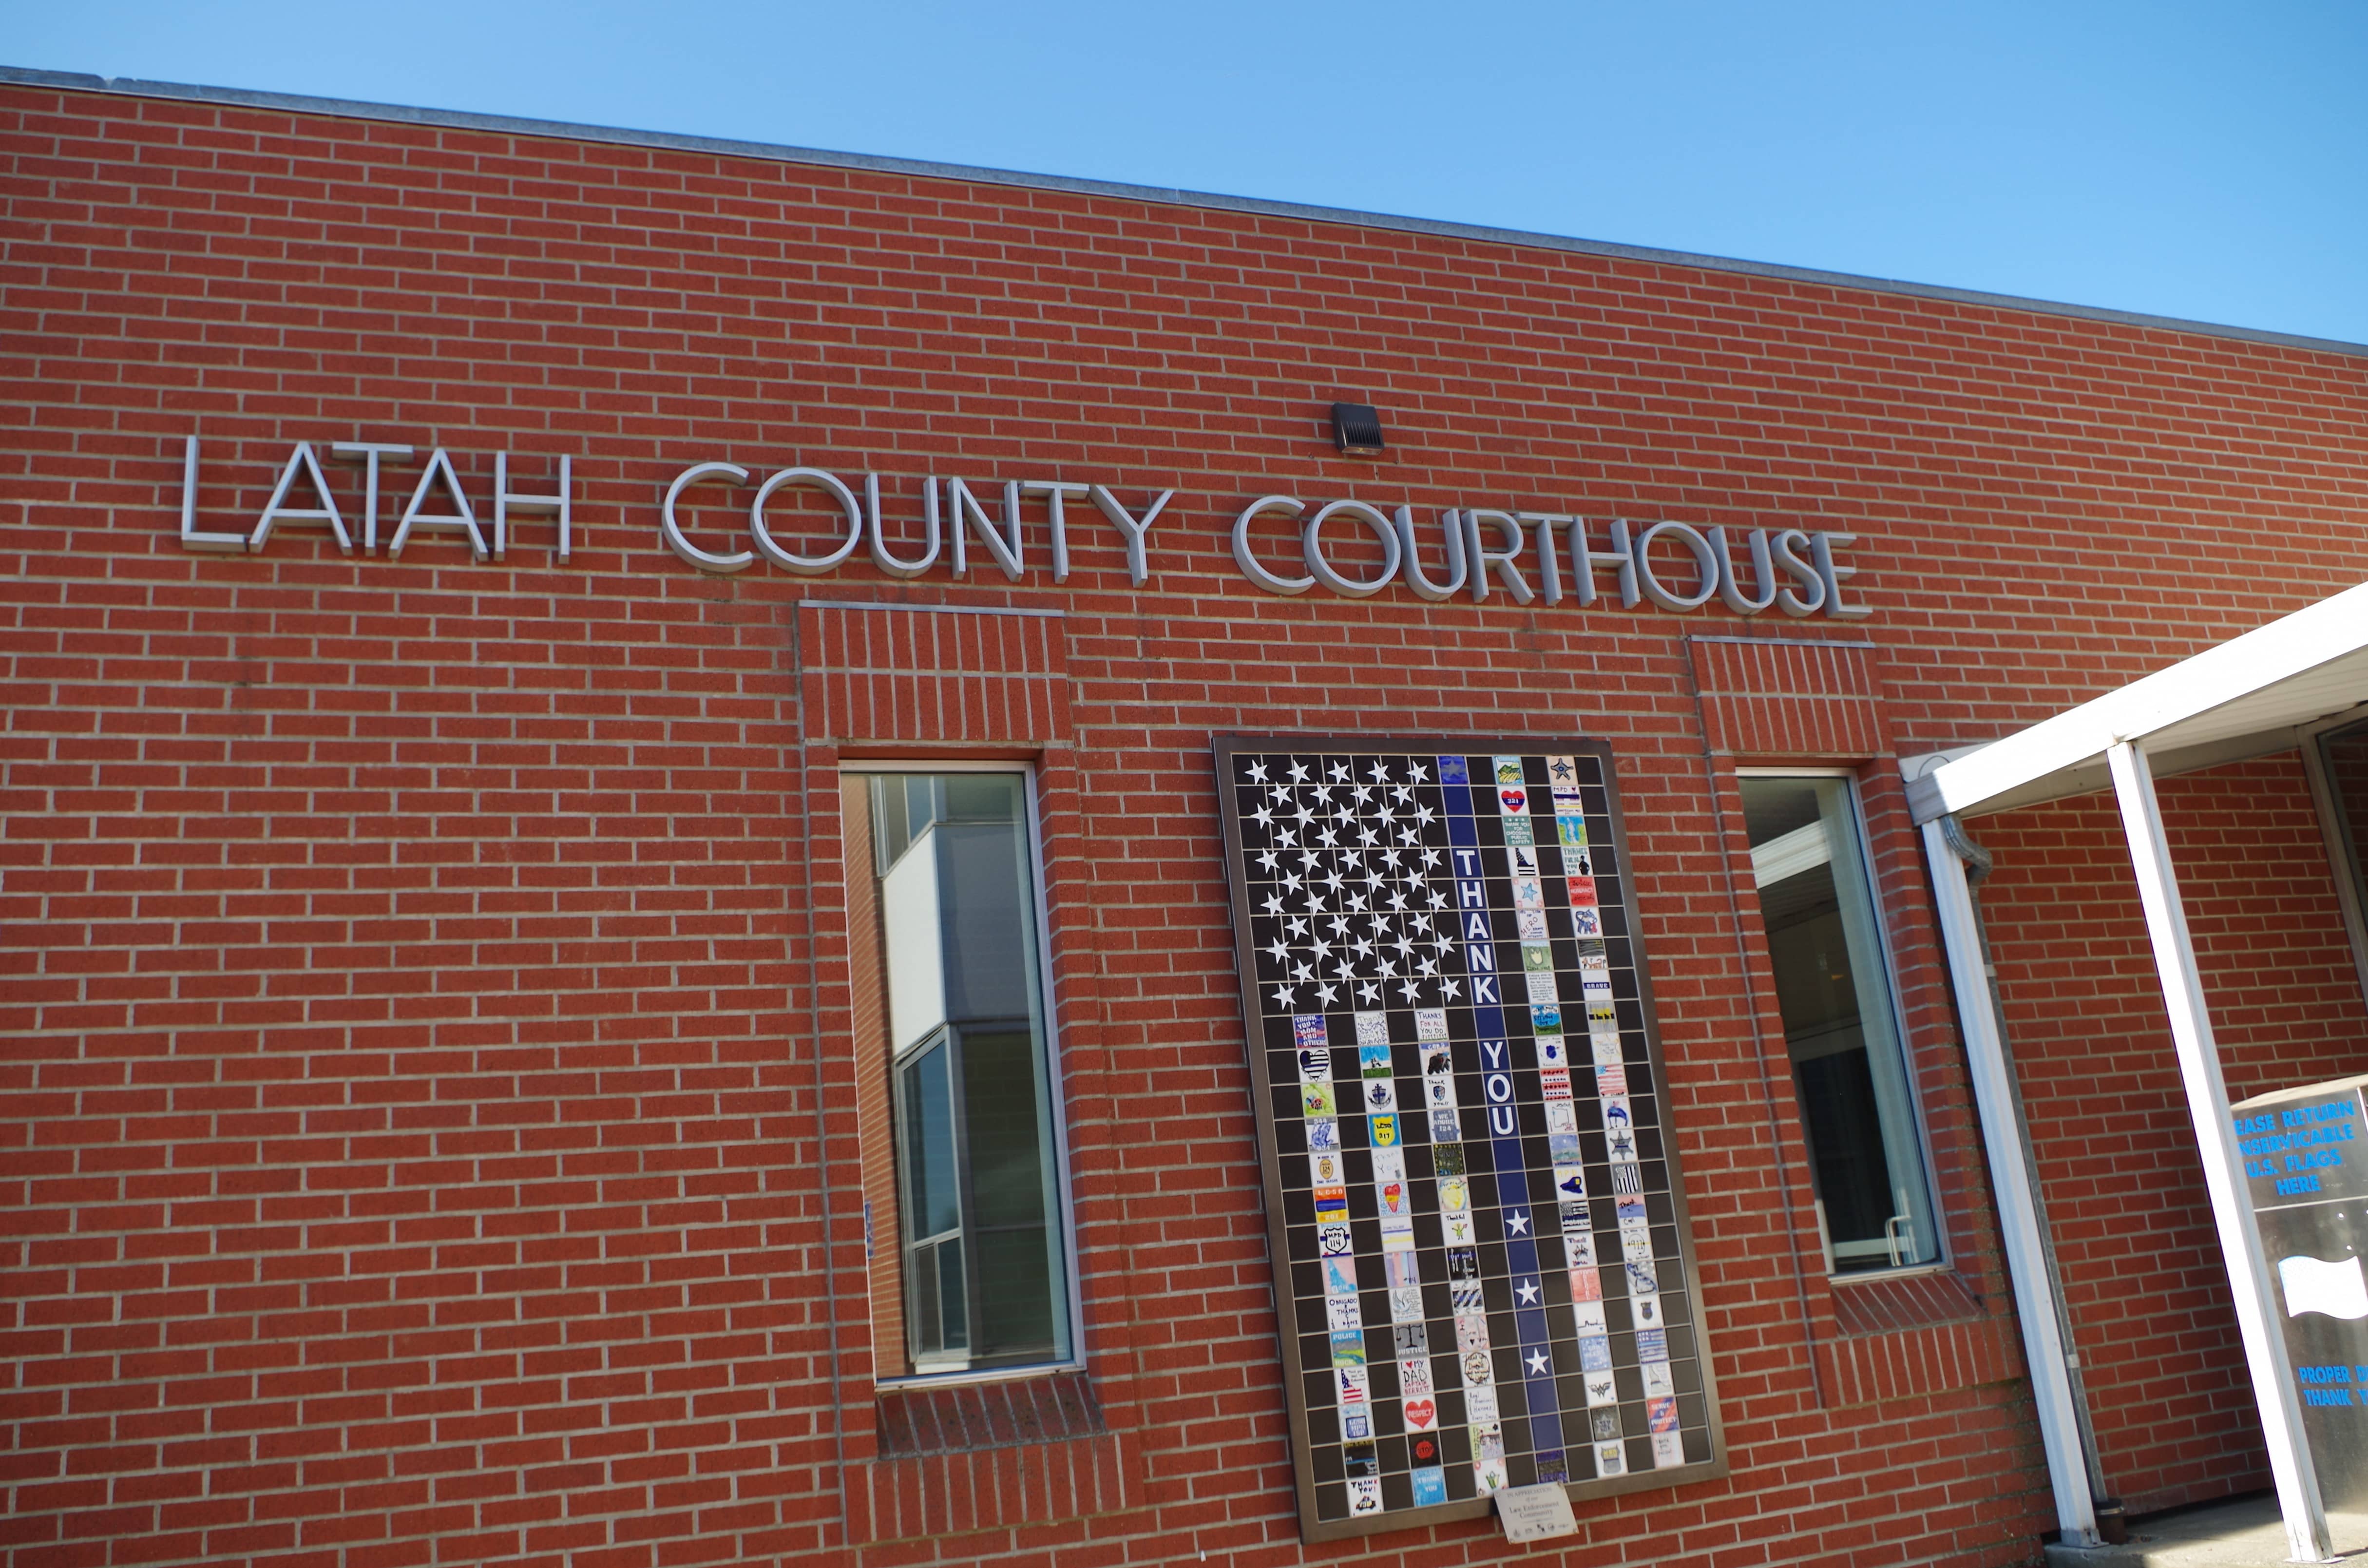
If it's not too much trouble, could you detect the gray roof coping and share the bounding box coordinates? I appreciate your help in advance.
[7,62,2366,363]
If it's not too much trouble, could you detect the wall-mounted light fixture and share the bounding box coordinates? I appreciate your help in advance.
[1330,402,1384,457]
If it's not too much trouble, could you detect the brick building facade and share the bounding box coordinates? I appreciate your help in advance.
[5,68,2368,1568]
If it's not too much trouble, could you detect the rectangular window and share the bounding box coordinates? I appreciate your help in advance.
[2311,716,2368,998]
[843,768,1074,1379]
[1739,772,1942,1274]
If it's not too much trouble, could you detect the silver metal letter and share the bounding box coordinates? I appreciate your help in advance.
[659,461,754,575]
[1089,485,1170,588]
[494,453,574,564]
[947,478,1024,581]
[1712,526,1777,615]
[331,442,414,555]
[388,449,489,560]
[1302,499,1402,597]
[864,474,942,580]
[1567,518,1641,608]
[1394,507,1467,601]
[1811,532,1871,619]
[1634,520,1719,612]
[749,466,862,574]
[175,437,248,554]
[1231,496,1314,595]
[248,441,352,555]
[1022,480,1089,582]
[1462,510,1534,604]
[1771,528,1827,617]
[1520,513,1569,606]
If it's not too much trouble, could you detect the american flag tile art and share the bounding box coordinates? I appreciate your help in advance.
[1214,739,1723,1540]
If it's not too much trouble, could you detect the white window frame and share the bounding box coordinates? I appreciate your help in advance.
[854,760,1086,1389]
[1738,765,1950,1280]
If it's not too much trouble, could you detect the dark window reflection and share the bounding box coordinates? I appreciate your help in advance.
[1740,776,1940,1273]
[864,772,1069,1375]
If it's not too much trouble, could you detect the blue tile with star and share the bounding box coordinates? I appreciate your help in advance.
[1215,740,1723,1539]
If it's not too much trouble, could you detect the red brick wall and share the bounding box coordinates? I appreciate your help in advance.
[1974,756,2368,1514]
[4,79,2368,1568]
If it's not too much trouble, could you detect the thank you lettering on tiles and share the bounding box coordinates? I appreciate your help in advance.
[171,435,1871,618]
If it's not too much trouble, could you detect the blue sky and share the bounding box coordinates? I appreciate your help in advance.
[9,1,2365,344]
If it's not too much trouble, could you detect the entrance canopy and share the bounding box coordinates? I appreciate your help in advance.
[1904,579,2368,825]
[1900,579,2368,1563]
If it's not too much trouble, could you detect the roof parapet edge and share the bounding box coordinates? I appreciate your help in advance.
[6,62,2367,362]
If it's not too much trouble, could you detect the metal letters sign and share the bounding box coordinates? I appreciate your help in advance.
[1214,737,1723,1541]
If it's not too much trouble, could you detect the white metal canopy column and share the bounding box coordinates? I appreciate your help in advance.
[2107,740,2331,1562]
[1900,579,2368,1560]
[1922,819,2100,1547]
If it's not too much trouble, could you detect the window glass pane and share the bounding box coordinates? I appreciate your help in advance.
[853,770,1070,1377]
[1740,775,1942,1273]
[2321,720,2368,927]
[936,821,1039,1026]
[901,1040,962,1241]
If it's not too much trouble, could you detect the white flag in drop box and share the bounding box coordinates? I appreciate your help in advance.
[2278,1255,2368,1320]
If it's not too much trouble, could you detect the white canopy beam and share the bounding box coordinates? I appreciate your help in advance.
[1905,579,2368,826]
[2107,739,2332,1565]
